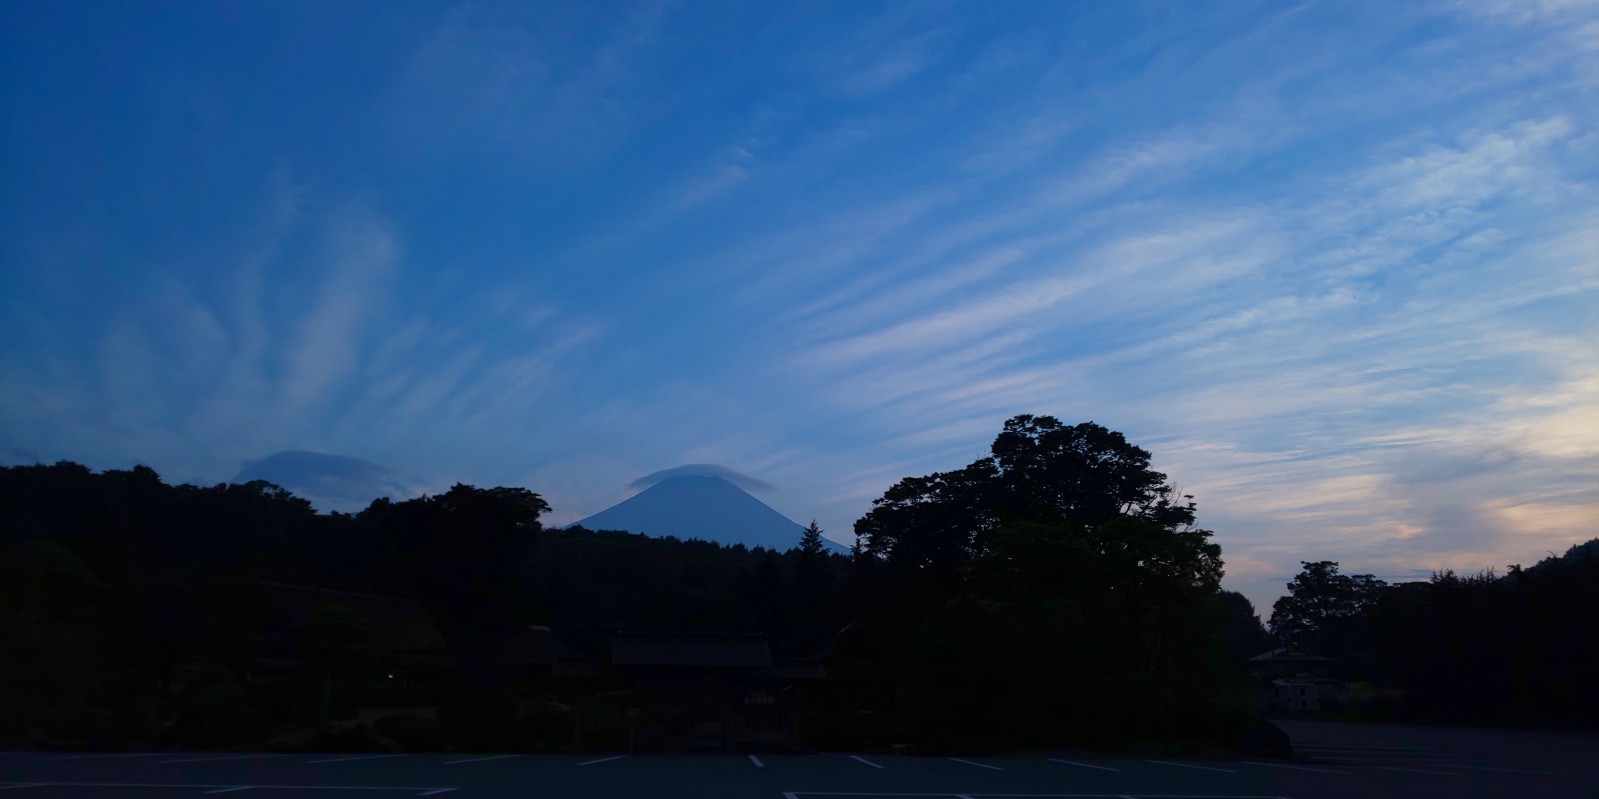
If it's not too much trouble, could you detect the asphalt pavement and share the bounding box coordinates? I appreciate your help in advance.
[2,720,1594,798]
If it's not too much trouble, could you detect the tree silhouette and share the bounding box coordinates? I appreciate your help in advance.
[849,415,1235,748]
[797,520,827,558]
[1269,561,1386,656]
[361,484,549,687]
[1213,590,1272,666]
[989,415,1196,530]
[856,416,1200,580]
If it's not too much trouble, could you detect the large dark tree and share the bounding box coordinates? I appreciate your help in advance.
[939,516,1234,745]
[1213,590,1272,667]
[853,460,1000,576]
[850,416,1237,748]
[856,416,1197,577]
[359,485,550,682]
[989,415,1197,529]
[1268,561,1386,657]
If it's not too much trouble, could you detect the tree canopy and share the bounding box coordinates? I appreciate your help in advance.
[848,415,1236,747]
[1268,560,1387,657]
[1264,552,1599,729]
[856,415,1201,579]
[23,419,1595,748]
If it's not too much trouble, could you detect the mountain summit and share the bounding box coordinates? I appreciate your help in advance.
[570,475,847,553]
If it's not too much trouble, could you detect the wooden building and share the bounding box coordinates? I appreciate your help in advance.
[560,631,825,752]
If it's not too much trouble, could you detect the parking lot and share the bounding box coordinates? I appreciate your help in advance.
[2,721,1594,799]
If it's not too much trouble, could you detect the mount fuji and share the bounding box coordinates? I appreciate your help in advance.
[569,474,848,553]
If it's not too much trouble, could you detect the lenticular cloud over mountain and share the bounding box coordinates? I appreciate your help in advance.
[232,450,421,513]
[629,463,776,493]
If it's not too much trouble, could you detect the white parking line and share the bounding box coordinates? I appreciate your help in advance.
[0,783,454,795]
[576,754,627,766]
[848,754,884,769]
[949,757,1004,771]
[442,754,521,765]
[308,753,411,764]
[161,754,286,764]
[32,753,171,762]
[1314,757,1481,763]
[1376,765,1459,776]
[781,793,1292,798]
[201,789,255,795]
[1300,744,1430,750]
[1049,758,1120,772]
[1241,760,1349,774]
[1299,746,1438,752]
[1457,765,1566,776]
[1144,759,1237,773]
[749,754,765,767]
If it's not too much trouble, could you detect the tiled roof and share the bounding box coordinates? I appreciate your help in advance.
[611,632,773,668]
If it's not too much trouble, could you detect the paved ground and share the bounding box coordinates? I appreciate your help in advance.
[2,721,1595,798]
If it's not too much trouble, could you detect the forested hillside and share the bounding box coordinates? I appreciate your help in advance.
[1268,547,1599,729]
[0,416,1257,752]
[13,414,1587,754]
[0,462,859,749]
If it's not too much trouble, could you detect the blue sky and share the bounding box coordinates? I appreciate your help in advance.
[1,1,1594,610]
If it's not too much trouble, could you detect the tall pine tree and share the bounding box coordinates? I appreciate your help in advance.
[798,520,827,558]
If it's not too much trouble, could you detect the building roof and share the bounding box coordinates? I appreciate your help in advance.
[758,662,826,680]
[611,632,773,668]
[496,624,582,666]
[1248,647,1331,662]
[815,622,874,662]
[262,580,428,627]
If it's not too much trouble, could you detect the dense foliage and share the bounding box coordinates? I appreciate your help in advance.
[6,417,1592,753]
[0,461,853,749]
[1269,549,1599,729]
[852,416,1242,749]
[0,415,1249,752]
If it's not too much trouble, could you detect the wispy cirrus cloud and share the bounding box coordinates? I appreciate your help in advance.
[1,1,1594,610]
[1,183,607,495]
[753,100,1594,607]
[390,2,671,171]
[282,206,399,410]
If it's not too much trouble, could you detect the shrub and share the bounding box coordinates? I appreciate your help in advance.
[519,703,574,751]
[174,684,265,749]
[266,723,401,753]
[373,713,445,752]
[31,702,107,747]
[798,710,882,751]
[1239,720,1292,759]
[438,690,521,751]
[107,694,172,746]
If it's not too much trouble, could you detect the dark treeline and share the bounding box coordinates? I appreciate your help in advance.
[0,464,855,750]
[0,415,1255,753]
[10,413,1587,754]
[1266,550,1599,729]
